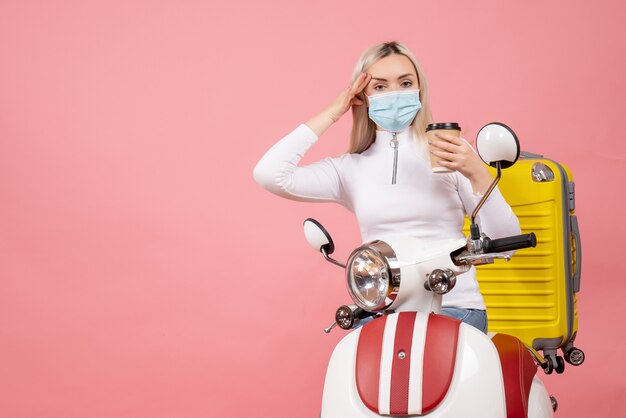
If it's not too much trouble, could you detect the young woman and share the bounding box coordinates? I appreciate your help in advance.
[253,41,520,333]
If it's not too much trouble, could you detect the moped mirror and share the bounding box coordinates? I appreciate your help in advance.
[476,122,520,169]
[303,218,335,254]
[303,218,345,268]
[469,122,521,242]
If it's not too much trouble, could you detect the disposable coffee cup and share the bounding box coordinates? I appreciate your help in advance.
[426,122,461,173]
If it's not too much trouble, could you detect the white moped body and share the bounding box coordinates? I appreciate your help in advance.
[321,314,553,417]
[318,237,554,418]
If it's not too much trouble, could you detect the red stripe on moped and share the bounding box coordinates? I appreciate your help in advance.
[389,312,417,414]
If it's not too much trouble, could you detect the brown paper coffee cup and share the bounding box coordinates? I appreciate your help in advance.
[426,122,461,173]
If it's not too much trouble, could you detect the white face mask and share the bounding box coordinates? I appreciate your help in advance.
[367,90,422,132]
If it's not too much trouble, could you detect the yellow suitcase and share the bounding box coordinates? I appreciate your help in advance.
[466,152,584,374]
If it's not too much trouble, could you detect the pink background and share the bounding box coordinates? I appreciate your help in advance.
[1,0,624,416]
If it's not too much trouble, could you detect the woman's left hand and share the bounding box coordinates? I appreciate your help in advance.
[429,132,494,194]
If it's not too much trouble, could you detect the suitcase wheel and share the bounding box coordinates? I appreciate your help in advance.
[555,356,565,374]
[541,356,554,374]
[541,354,566,374]
[564,347,585,366]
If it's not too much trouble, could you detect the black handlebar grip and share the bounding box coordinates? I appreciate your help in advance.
[483,233,537,253]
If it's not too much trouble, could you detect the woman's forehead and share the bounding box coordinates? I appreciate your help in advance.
[368,54,417,79]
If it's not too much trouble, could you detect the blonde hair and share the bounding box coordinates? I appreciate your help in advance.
[349,41,433,154]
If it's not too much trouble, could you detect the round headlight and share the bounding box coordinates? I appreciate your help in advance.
[346,241,400,312]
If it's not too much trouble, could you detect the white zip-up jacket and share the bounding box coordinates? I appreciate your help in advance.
[253,124,521,309]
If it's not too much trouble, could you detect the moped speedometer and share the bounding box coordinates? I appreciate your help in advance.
[346,241,400,312]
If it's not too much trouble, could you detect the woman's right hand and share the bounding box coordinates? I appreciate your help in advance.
[326,72,372,122]
[305,72,372,137]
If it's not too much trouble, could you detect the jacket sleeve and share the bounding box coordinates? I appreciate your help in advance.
[252,124,348,205]
[456,174,521,241]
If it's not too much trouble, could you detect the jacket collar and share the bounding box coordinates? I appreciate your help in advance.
[370,127,415,151]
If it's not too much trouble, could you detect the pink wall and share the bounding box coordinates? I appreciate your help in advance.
[1,0,624,416]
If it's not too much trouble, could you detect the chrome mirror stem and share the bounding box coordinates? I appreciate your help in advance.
[321,247,347,268]
[469,161,502,240]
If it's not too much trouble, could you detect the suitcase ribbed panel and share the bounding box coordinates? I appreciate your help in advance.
[464,157,579,352]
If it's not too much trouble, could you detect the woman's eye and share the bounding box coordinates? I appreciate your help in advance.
[373,85,385,91]
[401,81,413,88]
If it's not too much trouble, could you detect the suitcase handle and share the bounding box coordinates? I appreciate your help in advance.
[483,233,537,253]
[571,215,582,292]
[520,150,544,158]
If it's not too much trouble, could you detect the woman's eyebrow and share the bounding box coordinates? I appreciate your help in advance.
[371,73,416,82]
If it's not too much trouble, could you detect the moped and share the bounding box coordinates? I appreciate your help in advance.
[303,123,557,417]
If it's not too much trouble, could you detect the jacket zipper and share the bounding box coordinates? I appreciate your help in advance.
[390,132,398,184]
